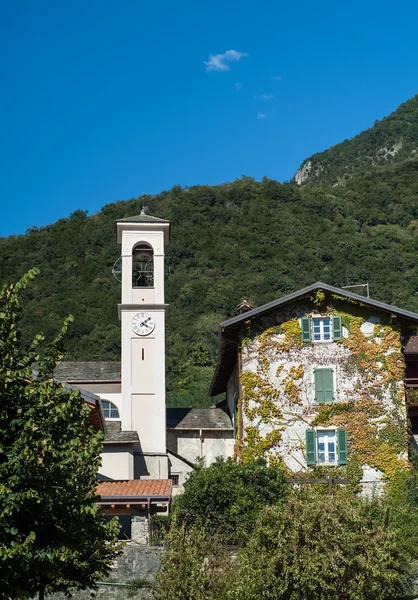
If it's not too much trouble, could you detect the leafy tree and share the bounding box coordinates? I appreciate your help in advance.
[155,520,231,600]
[0,270,120,599]
[228,490,416,600]
[172,457,288,545]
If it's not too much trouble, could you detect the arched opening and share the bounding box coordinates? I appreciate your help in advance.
[101,400,120,419]
[132,243,154,288]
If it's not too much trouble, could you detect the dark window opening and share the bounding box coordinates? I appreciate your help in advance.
[132,243,154,288]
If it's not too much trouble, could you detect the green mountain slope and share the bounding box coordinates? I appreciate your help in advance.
[294,94,418,187]
[3,94,418,407]
[2,167,418,407]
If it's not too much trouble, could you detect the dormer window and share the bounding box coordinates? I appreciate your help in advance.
[301,316,342,343]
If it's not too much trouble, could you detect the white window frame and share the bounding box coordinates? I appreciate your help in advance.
[312,316,332,342]
[316,428,337,465]
[101,400,121,421]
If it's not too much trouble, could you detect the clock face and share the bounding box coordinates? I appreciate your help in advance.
[132,312,155,336]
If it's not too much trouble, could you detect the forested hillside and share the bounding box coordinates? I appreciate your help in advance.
[2,95,418,407]
[294,94,418,187]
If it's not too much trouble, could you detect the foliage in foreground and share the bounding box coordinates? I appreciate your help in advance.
[229,491,416,600]
[154,520,232,600]
[0,270,120,599]
[157,489,418,600]
[172,457,288,545]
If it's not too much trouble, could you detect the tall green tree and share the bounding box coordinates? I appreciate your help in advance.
[172,457,288,545]
[0,269,120,599]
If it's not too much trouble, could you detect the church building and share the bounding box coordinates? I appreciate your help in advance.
[54,213,234,540]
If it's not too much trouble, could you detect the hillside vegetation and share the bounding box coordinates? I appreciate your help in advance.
[294,94,418,187]
[2,95,418,407]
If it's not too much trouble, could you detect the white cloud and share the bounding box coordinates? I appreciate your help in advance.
[257,112,267,119]
[254,94,275,100]
[235,82,243,91]
[272,75,283,81]
[204,49,248,72]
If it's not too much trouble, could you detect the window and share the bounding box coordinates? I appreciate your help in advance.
[314,368,334,403]
[313,318,331,341]
[306,429,348,466]
[170,474,180,486]
[317,430,336,464]
[301,316,342,343]
[102,400,120,419]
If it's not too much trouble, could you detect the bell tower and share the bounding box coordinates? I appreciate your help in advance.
[116,211,170,478]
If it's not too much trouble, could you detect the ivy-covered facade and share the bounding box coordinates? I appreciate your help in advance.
[210,283,418,491]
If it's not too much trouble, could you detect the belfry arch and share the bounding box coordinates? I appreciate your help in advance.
[132,242,154,288]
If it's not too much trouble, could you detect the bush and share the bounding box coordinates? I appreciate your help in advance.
[227,489,416,600]
[154,520,232,600]
[172,457,288,545]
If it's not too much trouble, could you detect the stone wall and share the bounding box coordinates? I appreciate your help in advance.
[47,544,161,600]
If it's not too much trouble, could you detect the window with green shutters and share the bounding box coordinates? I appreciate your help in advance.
[305,429,348,466]
[301,316,343,342]
[314,368,334,403]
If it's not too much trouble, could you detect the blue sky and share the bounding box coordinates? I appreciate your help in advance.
[1,0,418,237]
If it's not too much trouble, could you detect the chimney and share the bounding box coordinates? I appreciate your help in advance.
[236,299,254,314]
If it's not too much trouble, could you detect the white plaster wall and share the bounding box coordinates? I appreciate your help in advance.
[168,452,195,496]
[100,445,134,480]
[134,454,169,480]
[168,430,235,466]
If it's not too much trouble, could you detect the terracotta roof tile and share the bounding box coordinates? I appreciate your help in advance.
[97,479,172,499]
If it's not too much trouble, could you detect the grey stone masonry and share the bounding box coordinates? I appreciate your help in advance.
[45,544,161,600]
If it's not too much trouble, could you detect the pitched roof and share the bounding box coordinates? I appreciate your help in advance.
[166,407,233,430]
[209,282,418,396]
[219,282,418,330]
[97,479,172,502]
[116,213,170,224]
[103,421,139,444]
[54,362,121,382]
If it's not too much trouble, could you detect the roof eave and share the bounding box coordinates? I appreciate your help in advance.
[219,282,418,329]
[98,495,171,504]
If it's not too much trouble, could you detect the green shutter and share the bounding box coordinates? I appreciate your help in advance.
[301,317,312,342]
[333,316,342,341]
[306,430,316,465]
[314,369,334,403]
[338,429,348,465]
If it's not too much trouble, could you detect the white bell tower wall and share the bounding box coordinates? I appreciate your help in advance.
[116,217,170,460]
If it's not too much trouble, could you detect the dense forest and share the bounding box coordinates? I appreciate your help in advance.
[294,93,418,187]
[2,94,418,407]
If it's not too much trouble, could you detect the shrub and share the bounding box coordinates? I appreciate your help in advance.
[228,489,416,600]
[172,457,287,545]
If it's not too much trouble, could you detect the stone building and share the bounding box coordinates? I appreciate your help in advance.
[209,283,418,492]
